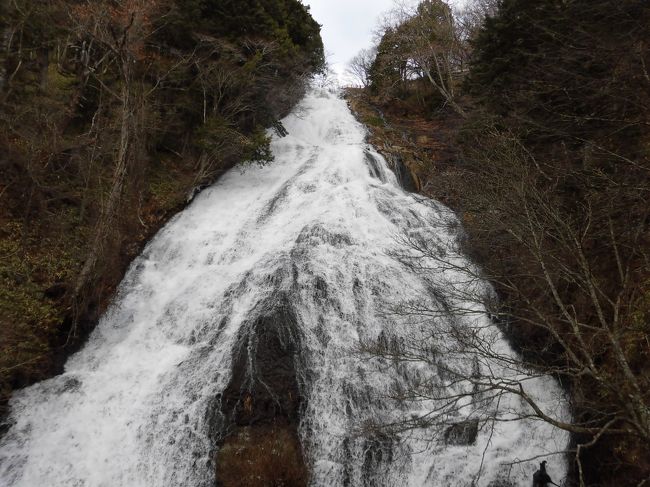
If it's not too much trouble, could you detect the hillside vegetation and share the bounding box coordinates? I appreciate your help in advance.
[348,0,649,485]
[0,0,323,416]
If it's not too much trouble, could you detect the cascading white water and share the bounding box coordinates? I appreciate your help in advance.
[0,88,569,487]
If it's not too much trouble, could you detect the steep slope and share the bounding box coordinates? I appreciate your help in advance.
[0,0,324,414]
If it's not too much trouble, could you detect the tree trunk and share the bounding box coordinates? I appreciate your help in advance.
[74,59,133,305]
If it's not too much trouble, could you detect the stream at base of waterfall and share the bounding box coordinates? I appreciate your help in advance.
[0,88,569,487]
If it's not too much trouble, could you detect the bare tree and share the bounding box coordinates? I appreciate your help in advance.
[455,0,499,41]
[373,0,466,115]
[347,47,377,88]
[360,127,650,485]
[70,0,163,304]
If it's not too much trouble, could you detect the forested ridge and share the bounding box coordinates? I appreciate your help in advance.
[0,0,323,418]
[348,0,649,485]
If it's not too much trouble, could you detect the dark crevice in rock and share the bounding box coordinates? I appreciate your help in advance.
[444,419,479,446]
[214,297,308,487]
[386,153,419,193]
[364,150,387,182]
[362,433,394,487]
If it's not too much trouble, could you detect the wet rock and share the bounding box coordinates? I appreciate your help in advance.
[444,419,479,446]
[384,152,419,193]
[295,223,353,248]
[362,433,394,487]
[363,434,393,471]
[272,120,289,137]
[221,299,302,425]
[364,150,387,182]
[216,297,307,487]
[314,276,328,300]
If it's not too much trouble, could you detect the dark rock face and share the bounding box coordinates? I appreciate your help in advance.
[216,297,308,487]
[221,300,302,425]
[385,153,419,193]
[364,150,387,182]
[362,434,394,487]
[444,419,479,446]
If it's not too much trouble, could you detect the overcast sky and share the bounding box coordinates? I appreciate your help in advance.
[302,0,394,73]
[303,0,467,81]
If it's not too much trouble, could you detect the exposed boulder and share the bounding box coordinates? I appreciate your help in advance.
[216,297,307,487]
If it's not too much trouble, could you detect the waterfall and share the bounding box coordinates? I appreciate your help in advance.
[0,89,569,486]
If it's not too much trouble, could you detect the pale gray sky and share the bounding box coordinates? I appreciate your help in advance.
[303,0,394,72]
[303,0,467,80]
